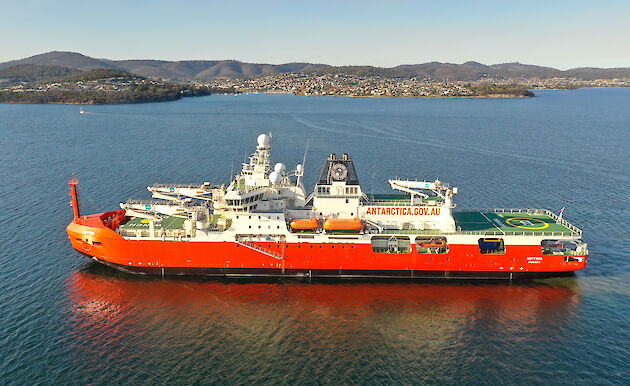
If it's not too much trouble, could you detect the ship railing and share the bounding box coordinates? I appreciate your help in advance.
[237,185,265,194]
[117,227,191,240]
[363,200,440,207]
[125,199,203,209]
[488,208,583,235]
[152,183,215,189]
[543,247,586,256]
[372,229,578,237]
[124,199,174,205]
[541,209,583,236]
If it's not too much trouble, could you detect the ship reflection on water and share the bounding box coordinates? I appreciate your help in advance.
[64,262,582,381]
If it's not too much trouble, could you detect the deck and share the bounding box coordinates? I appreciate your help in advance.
[120,215,187,231]
[119,214,223,233]
[453,209,578,236]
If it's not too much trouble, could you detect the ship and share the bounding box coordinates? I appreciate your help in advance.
[66,133,588,279]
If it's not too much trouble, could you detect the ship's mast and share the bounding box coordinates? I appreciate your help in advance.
[68,174,80,219]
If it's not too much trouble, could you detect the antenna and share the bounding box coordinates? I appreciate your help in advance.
[371,172,376,201]
[557,207,565,223]
[296,140,309,186]
[302,140,310,170]
[230,161,234,182]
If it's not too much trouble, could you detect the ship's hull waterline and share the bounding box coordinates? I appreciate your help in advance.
[67,213,586,280]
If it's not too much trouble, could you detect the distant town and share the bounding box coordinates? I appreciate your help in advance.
[207,73,533,97]
[204,73,628,98]
[2,69,630,104]
[1,51,629,103]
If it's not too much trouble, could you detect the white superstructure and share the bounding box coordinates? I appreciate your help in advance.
[114,133,583,257]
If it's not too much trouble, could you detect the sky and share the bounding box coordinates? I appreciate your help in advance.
[1,0,629,69]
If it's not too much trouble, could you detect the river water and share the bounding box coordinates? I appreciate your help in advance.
[0,89,629,384]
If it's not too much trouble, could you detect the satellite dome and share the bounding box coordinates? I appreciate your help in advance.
[274,163,286,174]
[257,133,271,148]
[269,171,282,185]
[295,164,303,172]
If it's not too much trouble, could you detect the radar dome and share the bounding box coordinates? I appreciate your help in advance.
[295,164,303,172]
[257,133,271,148]
[274,163,286,174]
[269,171,282,185]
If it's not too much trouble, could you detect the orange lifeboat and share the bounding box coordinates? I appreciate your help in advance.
[323,218,363,232]
[290,218,319,230]
[418,238,446,249]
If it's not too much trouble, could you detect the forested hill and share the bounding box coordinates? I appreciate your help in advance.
[0,67,232,105]
[2,51,629,82]
[0,51,323,81]
[0,64,80,83]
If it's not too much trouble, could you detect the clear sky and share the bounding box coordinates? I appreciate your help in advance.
[1,0,629,69]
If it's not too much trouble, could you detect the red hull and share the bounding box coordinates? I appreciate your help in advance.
[67,211,587,279]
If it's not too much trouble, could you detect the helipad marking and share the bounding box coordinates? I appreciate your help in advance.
[505,217,549,230]
[141,219,151,224]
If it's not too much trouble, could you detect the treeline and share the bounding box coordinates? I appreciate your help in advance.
[468,83,534,97]
[304,65,414,78]
[0,64,79,83]
[57,68,142,82]
[0,85,234,104]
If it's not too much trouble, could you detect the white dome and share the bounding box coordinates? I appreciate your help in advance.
[269,171,282,185]
[295,164,303,172]
[257,133,271,148]
[274,163,286,174]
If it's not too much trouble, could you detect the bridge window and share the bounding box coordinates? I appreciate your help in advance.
[415,236,448,254]
[371,236,411,253]
[317,186,330,194]
[478,238,505,254]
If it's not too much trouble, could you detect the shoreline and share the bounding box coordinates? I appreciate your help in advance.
[2,86,626,105]
[0,92,530,105]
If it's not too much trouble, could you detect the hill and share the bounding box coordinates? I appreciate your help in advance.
[1,51,629,82]
[0,51,325,81]
[56,68,142,82]
[0,51,120,72]
[0,66,231,105]
[0,64,80,83]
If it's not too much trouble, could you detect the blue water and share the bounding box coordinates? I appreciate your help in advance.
[0,89,629,384]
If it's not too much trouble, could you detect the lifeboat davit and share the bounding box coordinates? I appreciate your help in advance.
[323,218,363,232]
[290,218,319,230]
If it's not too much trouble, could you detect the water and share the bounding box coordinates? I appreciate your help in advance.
[1,89,629,384]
